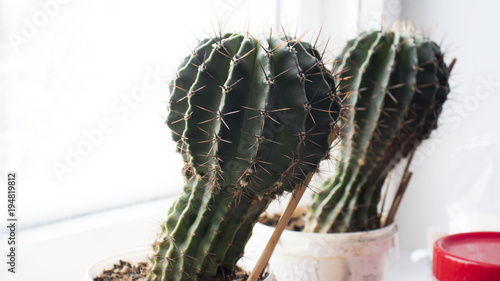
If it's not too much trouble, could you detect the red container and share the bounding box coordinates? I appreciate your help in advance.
[433,232,500,281]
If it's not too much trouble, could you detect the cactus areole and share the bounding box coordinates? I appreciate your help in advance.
[149,31,340,281]
[307,30,451,234]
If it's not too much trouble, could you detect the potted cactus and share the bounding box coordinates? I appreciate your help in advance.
[88,29,342,281]
[252,28,454,281]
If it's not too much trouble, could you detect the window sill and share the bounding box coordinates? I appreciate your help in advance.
[1,196,430,281]
[1,197,174,281]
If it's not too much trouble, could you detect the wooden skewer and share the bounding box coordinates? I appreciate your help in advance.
[247,173,314,281]
[248,126,339,281]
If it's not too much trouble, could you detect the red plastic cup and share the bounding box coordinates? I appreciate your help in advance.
[433,232,500,281]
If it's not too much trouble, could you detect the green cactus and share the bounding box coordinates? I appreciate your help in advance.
[306,30,451,233]
[149,31,340,280]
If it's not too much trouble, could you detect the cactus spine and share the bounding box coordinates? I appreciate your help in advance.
[306,30,451,233]
[150,31,340,280]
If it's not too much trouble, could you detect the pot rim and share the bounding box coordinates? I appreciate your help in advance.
[255,221,398,243]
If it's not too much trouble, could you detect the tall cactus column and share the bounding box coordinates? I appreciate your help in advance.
[306,30,451,233]
[149,31,340,281]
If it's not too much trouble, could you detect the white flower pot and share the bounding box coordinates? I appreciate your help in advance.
[247,223,399,281]
[85,247,150,281]
[86,247,276,281]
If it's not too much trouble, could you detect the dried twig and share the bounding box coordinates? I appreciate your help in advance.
[384,150,415,226]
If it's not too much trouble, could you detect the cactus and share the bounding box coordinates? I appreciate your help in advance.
[149,31,340,280]
[306,30,451,233]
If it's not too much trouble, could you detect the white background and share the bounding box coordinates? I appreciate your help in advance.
[0,0,280,228]
[396,0,500,249]
[1,0,500,280]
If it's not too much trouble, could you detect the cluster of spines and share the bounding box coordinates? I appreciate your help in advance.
[150,30,340,281]
[307,30,451,233]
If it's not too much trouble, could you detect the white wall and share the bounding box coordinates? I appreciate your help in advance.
[396,0,500,249]
[276,0,360,62]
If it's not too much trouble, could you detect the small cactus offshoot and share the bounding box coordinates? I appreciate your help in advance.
[149,30,341,281]
[306,29,452,233]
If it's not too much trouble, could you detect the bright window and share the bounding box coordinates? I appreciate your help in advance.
[1,0,389,229]
[0,0,281,228]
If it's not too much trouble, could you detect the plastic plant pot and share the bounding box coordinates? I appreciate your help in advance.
[86,247,276,281]
[247,222,399,281]
[433,232,500,281]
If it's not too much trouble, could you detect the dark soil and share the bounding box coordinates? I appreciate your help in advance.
[93,260,148,281]
[258,206,308,232]
[215,266,269,281]
[93,260,269,281]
